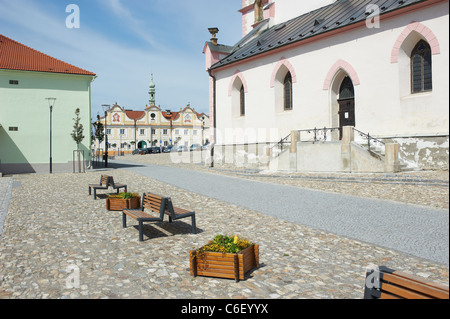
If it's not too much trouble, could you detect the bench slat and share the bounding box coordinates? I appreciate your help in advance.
[382,273,449,299]
[393,271,450,295]
[381,282,432,299]
[123,209,159,220]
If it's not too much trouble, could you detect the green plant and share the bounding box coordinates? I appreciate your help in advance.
[71,108,85,149]
[198,235,253,254]
[108,192,139,199]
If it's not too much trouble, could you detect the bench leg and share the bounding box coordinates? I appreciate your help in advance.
[88,186,91,196]
[191,215,197,234]
[93,189,97,200]
[122,213,127,228]
[139,221,144,242]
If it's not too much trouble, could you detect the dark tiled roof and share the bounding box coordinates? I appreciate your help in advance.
[0,34,96,76]
[211,0,427,70]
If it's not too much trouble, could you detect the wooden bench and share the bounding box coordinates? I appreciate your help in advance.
[88,175,111,200]
[164,197,197,234]
[109,176,127,194]
[88,175,127,200]
[122,193,166,242]
[364,265,449,299]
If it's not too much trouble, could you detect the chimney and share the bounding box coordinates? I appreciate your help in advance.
[208,27,219,46]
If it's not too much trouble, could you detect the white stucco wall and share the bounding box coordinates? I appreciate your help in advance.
[214,2,449,147]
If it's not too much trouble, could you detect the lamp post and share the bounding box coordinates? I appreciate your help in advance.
[102,104,110,168]
[46,98,56,174]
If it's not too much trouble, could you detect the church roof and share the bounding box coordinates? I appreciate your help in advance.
[0,34,96,76]
[210,0,428,70]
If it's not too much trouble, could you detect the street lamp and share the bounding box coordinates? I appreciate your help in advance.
[46,98,56,174]
[102,104,110,167]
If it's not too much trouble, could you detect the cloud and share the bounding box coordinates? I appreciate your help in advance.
[99,0,161,49]
[0,0,243,117]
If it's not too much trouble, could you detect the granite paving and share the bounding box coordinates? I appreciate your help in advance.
[0,154,448,299]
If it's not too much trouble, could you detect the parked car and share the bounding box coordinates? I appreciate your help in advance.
[149,146,161,154]
[175,145,188,152]
[132,148,145,155]
[163,146,173,153]
[189,144,201,151]
[201,143,210,150]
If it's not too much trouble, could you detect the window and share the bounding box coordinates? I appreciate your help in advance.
[9,127,18,131]
[106,129,111,135]
[175,129,179,135]
[411,40,432,93]
[120,129,125,135]
[9,80,19,85]
[284,73,293,110]
[184,130,188,135]
[163,129,168,135]
[140,129,145,135]
[240,85,245,116]
[151,129,156,135]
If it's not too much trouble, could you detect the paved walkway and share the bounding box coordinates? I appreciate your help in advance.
[0,161,448,299]
[0,177,13,238]
[116,159,449,266]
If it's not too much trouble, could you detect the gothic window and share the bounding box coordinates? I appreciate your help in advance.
[284,72,293,110]
[240,85,246,116]
[411,40,432,93]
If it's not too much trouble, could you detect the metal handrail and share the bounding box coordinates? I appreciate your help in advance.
[352,128,385,152]
[271,134,291,152]
[298,127,340,143]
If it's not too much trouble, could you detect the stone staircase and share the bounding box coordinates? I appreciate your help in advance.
[268,127,407,173]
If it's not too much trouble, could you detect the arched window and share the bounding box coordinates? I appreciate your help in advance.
[284,72,293,110]
[411,40,432,93]
[240,85,245,116]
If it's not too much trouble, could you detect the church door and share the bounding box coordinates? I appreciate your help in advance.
[337,76,355,139]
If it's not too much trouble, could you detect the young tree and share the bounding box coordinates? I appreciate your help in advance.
[94,115,105,146]
[71,108,85,150]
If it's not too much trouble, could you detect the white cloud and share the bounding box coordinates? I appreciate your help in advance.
[0,0,242,117]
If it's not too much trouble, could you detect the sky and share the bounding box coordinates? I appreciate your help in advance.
[0,0,243,119]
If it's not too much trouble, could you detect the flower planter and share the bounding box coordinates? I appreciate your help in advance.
[106,196,141,211]
[189,244,259,282]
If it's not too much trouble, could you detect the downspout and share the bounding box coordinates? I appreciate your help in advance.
[208,67,216,168]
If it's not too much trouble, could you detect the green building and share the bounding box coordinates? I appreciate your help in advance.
[0,34,96,175]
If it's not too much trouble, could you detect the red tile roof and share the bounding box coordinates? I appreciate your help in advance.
[0,34,96,76]
[125,111,145,121]
[162,111,180,121]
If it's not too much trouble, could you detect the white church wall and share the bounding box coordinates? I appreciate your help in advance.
[214,2,448,145]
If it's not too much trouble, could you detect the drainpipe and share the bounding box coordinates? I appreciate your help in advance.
[208,68,216,168]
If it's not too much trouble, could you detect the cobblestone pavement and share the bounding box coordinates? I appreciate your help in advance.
[0,154,448,299]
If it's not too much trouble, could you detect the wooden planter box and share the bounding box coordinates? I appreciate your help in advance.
[189,244,259,282]
[106,196,141,211]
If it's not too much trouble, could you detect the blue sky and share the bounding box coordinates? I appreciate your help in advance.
[0,0,242,118]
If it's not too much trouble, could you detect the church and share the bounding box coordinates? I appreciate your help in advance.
[203,0,449,171]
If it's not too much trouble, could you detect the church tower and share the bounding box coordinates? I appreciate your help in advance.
[149,74,156,106]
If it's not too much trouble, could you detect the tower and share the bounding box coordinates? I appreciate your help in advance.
[149,74,156,106]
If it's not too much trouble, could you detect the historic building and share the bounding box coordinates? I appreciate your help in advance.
[204,0,449,171]
[0,34,96,175]
[95,77,210,154]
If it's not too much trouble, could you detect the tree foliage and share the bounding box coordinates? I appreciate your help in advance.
[71,108,85,149]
